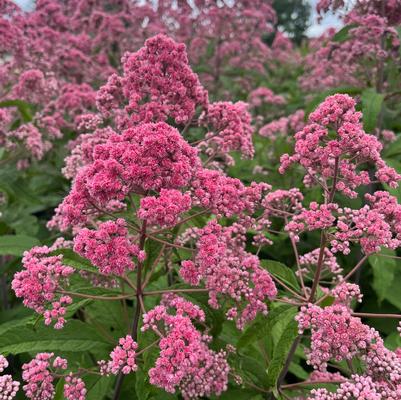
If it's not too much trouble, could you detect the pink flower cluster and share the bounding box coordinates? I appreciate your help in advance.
[12,245,74,329]
[62,127,113,180]
[180,220,277,329]
[296,303,376,370]
[280,94,401,198]
[299,248,342,278]
[199,101,255,159]
[0,355,8,373]
[248,87,286,108]
[285,202,338,241]
[262,188,304,217]
[138,189,191,228]
[22,353,56,400]
[259,110,305,141]
[99,335,138,375]
[64,375,86,400]
[0,355,20,400]
[0,375,20,400]
[142,294,229,399]
[97,34,208,126]
[73,219,143,276]
[332,282,363,305]
[191,168,269,218]
[286,192,401,254]
[50,122,200,230]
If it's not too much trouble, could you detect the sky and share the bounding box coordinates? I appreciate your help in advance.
[12,0,343,37]
[307,0,343,36]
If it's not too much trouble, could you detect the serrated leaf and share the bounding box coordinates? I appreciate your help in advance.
[361,89,384,133]
[266,318,298,388]
[237,304,293,349]
[0,234,40,256]
[0,320,110,355]
[260,260,300,291]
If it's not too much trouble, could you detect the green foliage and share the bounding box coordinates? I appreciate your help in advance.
[0,234,40,256]
[361,89,384,133]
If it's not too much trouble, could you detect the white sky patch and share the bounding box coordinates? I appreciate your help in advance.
[307,0,343,37]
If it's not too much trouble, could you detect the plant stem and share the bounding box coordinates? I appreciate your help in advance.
[59,291,133,301]
[352,312,401,319]
[112,220,147,400]
[277,336,301,388]
[285,218,307,296]
[143,288,209,296]
[308,231,326,302]
[282,379,345,389]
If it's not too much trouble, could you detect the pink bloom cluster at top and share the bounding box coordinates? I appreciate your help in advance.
[199,101,255,160]
[280,94,401,198]
[99,335,138,375]
[180,220,277,329]
[73,219,144,276]
[138,189,192,228]
[11,244,74,329]
[142,294,229,399]
[50,122,200,231]
[97,34,208,127]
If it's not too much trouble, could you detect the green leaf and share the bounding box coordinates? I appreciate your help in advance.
[85,375,113,400]
[384,135,401,158]
[260,260,300,291]
[237,304,293,349]
[218,388,263,399]
[135,367,151,400]
[0,320,111,355]
[54,379,64,400]
[144,239,164,270]
[0,234,40,256]
[369,250,396,303]
[266,317,298,388]
[361,89,384,133]
[332,24,357,42]
[0,99,33,122]
[51,248,98,273]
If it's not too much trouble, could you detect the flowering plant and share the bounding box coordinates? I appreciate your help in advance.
[1,1,401,400]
